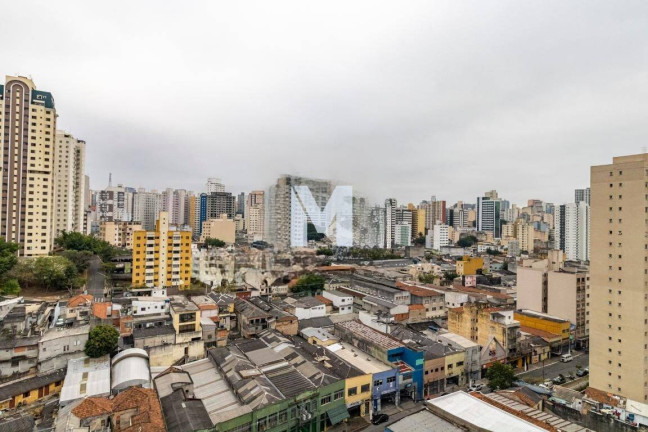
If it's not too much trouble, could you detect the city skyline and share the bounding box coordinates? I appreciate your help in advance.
[2,1,646,205]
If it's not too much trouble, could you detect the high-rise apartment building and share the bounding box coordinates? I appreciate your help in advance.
[132,212,192,289]
[554,202,590,261]
[133,188,161,231]
[266,175,333,249]
[96,184,134,222]
[161,188,188,226]
[575,188,591,205]
[198,192,236,237]
[477,195,501,238]
[236,192,245,216]
[590,154,648,401]
[384,198,397,248]
[433,224,449,251]
[53,131,86,240]
[0,76,56,256]
[206,177,225,194]
[245,190,264,241]
[407,203,426,238]
[424,198,446,230]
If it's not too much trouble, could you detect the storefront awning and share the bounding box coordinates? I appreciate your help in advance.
[327,404,350,425]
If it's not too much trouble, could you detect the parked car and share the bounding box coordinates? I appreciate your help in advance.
[372,414,389,425]
[560,353,573,363]
[542,380,554,389]
[576,368,589,377]
[552,375,566,385]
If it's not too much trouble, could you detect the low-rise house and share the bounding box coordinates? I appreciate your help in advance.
[232,297,274,338]
[0,336,39,378]
[321,290,354,315]
[396,282,446,319]
[38,325,89,373]
[65,295,93,323]
[207,292,236,331]
[284,296,326,320]
[57,387,165,431]
[0,369,65,410]
[362,296,409,322]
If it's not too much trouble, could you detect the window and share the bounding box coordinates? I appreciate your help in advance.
[320,395,331,405]
[373,379,383,387]
[348,387,358,396]
[361,384,370,393]
[333,390,344,400]
[387,376,396,384]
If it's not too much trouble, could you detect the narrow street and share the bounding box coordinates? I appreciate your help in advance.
[516,351,588,383]
[86,256,107,301]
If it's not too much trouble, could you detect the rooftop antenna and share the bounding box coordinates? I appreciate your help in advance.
[108,172,112,188]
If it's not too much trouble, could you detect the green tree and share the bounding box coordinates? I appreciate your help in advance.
[418,273,436,284]
[413,234,426,246]
[0,279,20,296]
[59,250,94,273]
[204,238,226,248]
[457,235,478,248]
[442,271,458,285]
[0,238,19,279]
[486,362,516,390]
[292,273,325,294]
[11,256,83,292]
[84,325,119,358]
[55,231,116,262]
[316,247,334,256]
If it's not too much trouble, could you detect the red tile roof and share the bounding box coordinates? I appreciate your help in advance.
[409,304,425,310]
[396,282,444,297]
[71,387,166,431]
[585,387,623,407]
[92,302,111,319]
[72,397,113,419]
[68,294,93,308]
[519,326,562,341]
[315,295,332,306]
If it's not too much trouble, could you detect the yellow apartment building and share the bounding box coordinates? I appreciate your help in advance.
[456,256,484,276]
[132,211,192,289]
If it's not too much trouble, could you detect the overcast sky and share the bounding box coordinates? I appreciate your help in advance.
[2,1,647,206]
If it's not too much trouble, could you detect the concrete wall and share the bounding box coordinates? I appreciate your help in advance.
[516,267,545,312]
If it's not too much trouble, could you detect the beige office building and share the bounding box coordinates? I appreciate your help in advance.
[590,154,648,401]
[245,190,264,241]
[99,221,142,249]
[0,76,57,256]
[200,215,236,244]
[53,131,86,240]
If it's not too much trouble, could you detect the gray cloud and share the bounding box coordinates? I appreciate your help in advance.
[2,0,647,206]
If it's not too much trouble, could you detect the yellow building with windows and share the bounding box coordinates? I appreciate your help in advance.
[444,350,466,386]
[132,211,192,289]
[344,373,372,417]
[456,256,484,276]
[0,369,64,410]
[514,310,570,339]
